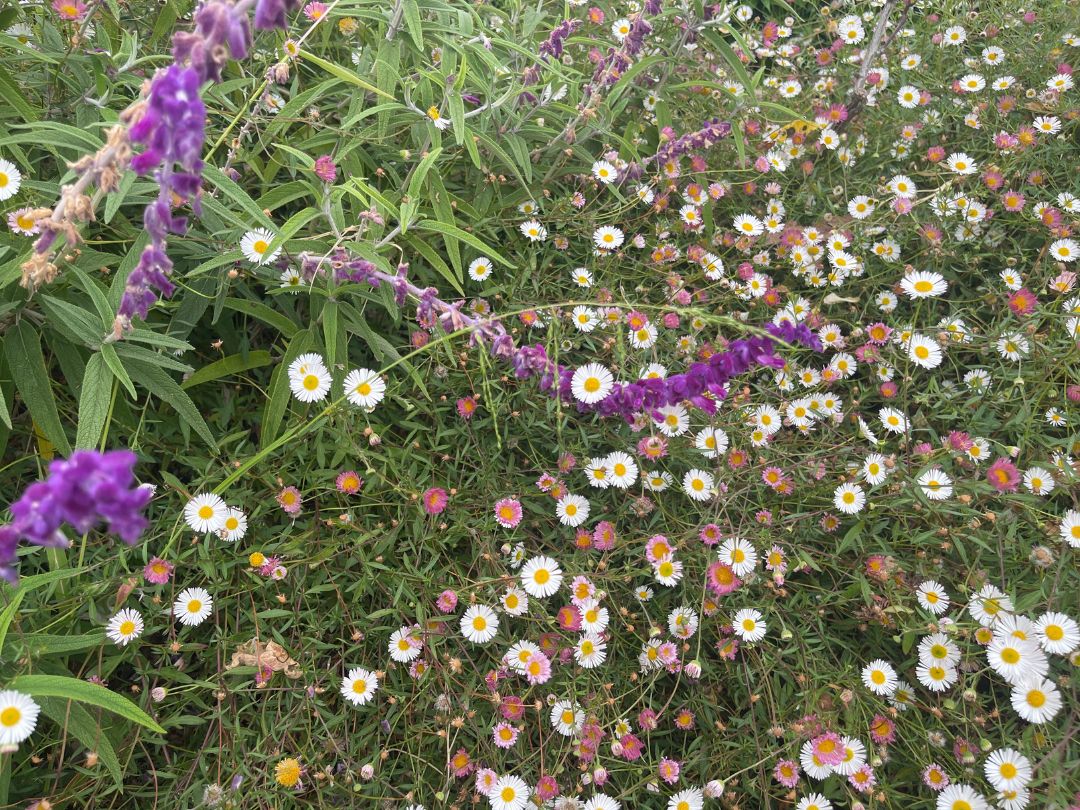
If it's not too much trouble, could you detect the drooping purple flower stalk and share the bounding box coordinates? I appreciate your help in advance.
[0,450,153,583]
[648,118,733,167]
[303,250,820,425]
[118,65,207,326]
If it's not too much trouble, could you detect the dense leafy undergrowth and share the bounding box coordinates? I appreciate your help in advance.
[0,0,1078,808]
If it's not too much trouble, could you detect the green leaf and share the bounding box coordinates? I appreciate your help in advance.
[0,64,39,122]
[413,219,513,267]
[0,592,26,654]
[75,353,113,449]
[260,329,314,449]
[0,377,10,431]
[37,697,124,788]
[402,0,424,51]
[100,344,137,399]
[181,350,272,389]
[297,50,395,100]
[125,359,218,450]
[7,674,165,733]
[400,146,442,233]
[4,320,71,455]
[70,268,114,327]
[221,298,299,338]
[322,301,340,371]
[202,163,274,230]
[699,29,756,102]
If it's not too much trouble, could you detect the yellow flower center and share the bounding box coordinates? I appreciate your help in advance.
[187,600,202,613]
[352,679,367,694]
[198,505,214,519]
[303,374,320,390]
[119,620,136,635]
[253,240,268,254]
[1,707,22,726]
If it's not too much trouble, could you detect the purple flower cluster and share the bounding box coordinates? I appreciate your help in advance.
[515,322,820,422]
[650,118,734,166]
[254,0,300,31]
[0,450,152,583]
[303,250,820,425]
[587,15,653,95]
[116,0,282,331]
[524,19,581,88]
[119,65,207,323]
[173,0,253,83]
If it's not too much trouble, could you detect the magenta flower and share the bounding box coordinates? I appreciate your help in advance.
[422,487,449,515]
[658,757,681,784]
[774,759,800,788]
[143,557,174,585]
[313,155,337,183]
[493,497,522,528]
[456,396,479,420]
[435,589,458,613]
[810,732,845,766]
[335,470,363,494]
[52,0,87,20]
[277,486,303,514]
[987,457,1020,492]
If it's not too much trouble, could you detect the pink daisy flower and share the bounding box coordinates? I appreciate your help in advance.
[277,486,303,514]
[422,487,449,515]
[143,557,174,585]
[335,470,363,494]
[492,722,519,749]
[493,497,522,528]
[987,457,1020,492]
[774,759,800,788]
[435,589,458,613]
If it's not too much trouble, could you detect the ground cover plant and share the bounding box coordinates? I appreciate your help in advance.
[0,0,1077,807]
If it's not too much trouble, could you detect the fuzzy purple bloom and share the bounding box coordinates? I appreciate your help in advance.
[172,0,252,83]
[119,64,206,324]
[254,0,299,30]
[0,450,152,582]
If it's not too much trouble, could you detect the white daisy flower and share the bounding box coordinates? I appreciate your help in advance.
[0,158,23,202]
[732,608,766,642]
[571,363,614,404]
[460,604,499,644]
[344,368,386,409]
[184,493,228,533]
[240,228,281,265]
[220,507,247,542]
[289,362,331,403]
[341,667,379,706]
[0,690,39,746]
[555,494,590,527]
[520,555,563,598]
[106,608,144,646]
[173,587,213,627]
[468,257,494,282]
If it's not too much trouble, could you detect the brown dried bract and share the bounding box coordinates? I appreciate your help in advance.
[226,639,303,679]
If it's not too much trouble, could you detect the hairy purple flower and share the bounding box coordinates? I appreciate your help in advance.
[118,65,207,325]
[254,0,299,30]
[172,0,252,83]
[0,450,152,582]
